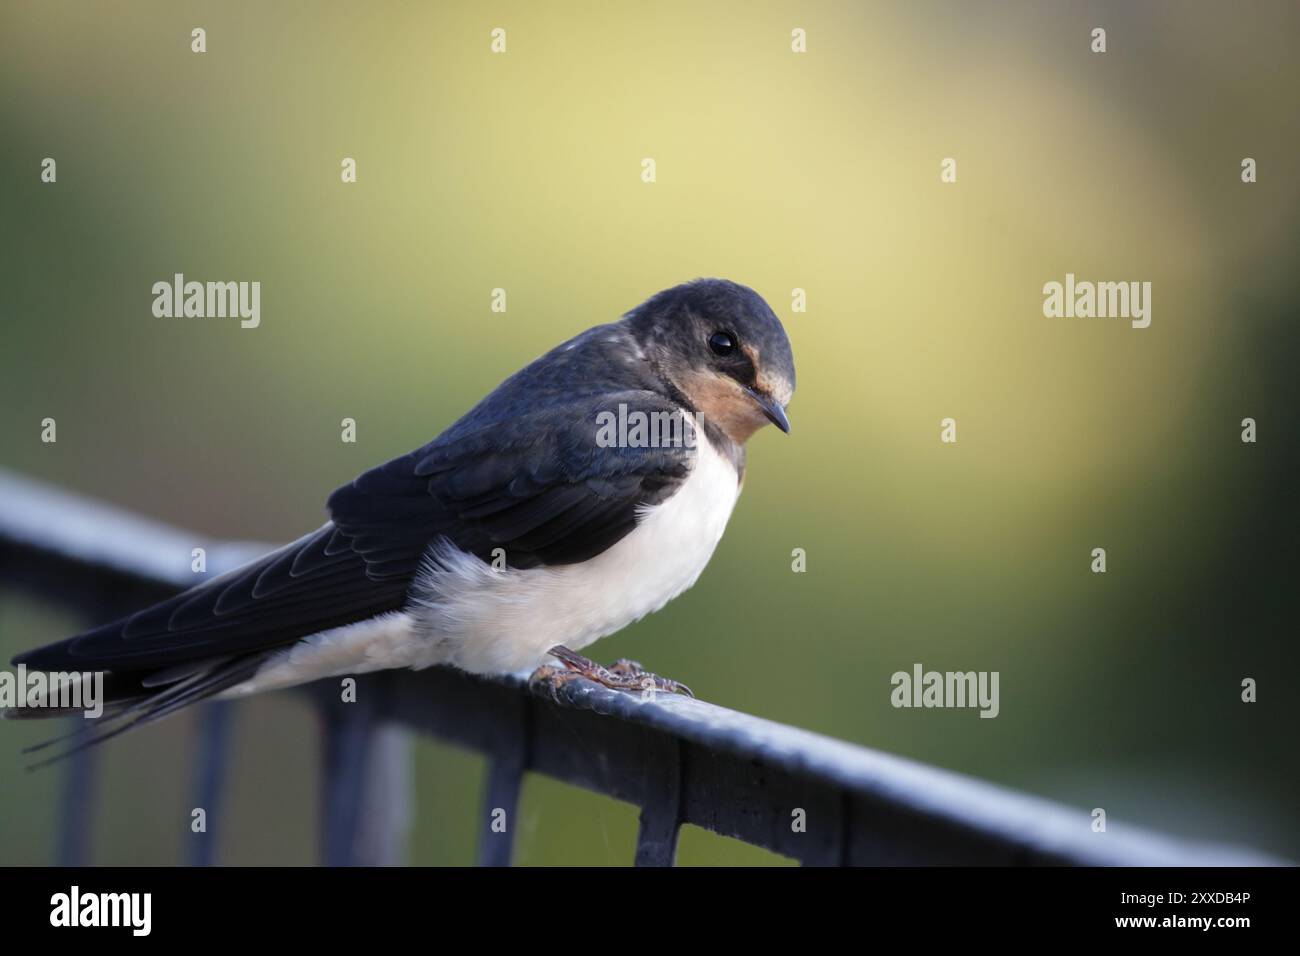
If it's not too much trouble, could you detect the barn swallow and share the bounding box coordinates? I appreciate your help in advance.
[11,279,795,750]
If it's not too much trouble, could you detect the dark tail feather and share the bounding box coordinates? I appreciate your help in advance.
[18,662,232,749]
[20,654,269,770]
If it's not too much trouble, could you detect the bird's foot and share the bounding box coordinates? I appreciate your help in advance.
[527,663,584,702]
[531,645,694,699]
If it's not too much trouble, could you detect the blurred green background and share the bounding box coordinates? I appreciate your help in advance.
[2,0,1297,865]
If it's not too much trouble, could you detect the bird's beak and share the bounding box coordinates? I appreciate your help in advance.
[745,387,791,433]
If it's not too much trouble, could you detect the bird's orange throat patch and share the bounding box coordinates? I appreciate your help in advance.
[679,370,772,445]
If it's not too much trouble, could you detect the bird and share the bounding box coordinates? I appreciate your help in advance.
[9,278,795,756]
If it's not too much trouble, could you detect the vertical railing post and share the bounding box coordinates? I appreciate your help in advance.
[56,719,97,866]
[633,735,683,867]
[55,589,153,866]
[476,693,529,867]
[189,699,234,866]
[318,675,412,866]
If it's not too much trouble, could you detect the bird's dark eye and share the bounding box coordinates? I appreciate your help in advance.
[708,331,737,356]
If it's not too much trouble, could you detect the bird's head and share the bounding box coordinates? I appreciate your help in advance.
[624,279,796,444]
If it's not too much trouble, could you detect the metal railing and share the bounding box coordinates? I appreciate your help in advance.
[0,468,1283,866]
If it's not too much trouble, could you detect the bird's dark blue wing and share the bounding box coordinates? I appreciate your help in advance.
[15,389,693,675]
[330,390,694,570]
[12,524,413,672]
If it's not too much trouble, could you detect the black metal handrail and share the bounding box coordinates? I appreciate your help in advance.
[0,468,1283,866]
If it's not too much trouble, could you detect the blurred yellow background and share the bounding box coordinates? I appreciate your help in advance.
[2,0,1297,864]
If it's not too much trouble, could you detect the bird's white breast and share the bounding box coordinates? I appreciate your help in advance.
[225,429,741,696]
[409,427,742,673]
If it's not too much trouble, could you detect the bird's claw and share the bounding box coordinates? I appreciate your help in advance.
[527,663,583,703]
[533,646,695,699]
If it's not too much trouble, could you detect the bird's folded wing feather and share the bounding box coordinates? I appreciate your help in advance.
[14,392,693,674]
